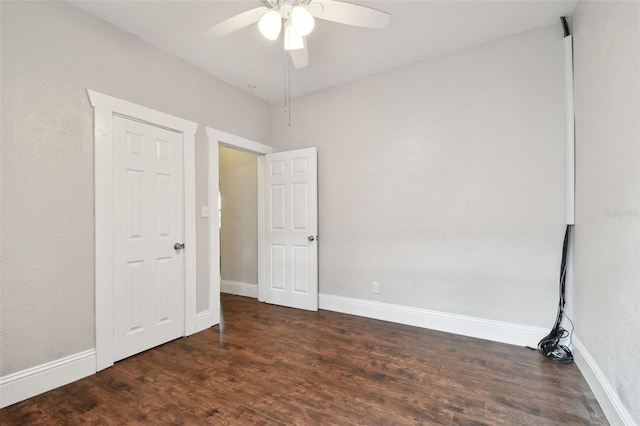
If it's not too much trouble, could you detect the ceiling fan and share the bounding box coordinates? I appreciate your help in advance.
[204,0,391,68]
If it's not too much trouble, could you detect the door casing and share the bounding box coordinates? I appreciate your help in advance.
[89,90,198,371]
[206,127,273,324]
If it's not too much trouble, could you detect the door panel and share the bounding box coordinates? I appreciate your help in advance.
[113,116,185,361]
[265,148,318,311]
[292,245,309,293]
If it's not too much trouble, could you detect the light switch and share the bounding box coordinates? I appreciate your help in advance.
[201,206,209,218]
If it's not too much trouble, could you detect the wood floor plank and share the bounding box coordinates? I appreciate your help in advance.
[1,294,607,425]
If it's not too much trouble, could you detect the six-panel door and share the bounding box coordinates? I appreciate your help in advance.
[265,148,318,311]
[113,116,185,361]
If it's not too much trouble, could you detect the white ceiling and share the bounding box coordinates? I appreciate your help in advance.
[69,0,577,103]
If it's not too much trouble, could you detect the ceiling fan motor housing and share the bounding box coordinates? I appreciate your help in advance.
[276,1,297,19]
[206,0,390,68]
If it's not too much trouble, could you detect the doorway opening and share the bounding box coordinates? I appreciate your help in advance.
[219,146,260,298]
[206,128,319,320]
[206,128,273,326]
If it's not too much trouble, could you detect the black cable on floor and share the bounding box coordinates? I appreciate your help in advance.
[538,224,574,364]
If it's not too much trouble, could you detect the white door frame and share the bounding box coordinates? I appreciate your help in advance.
[89,90,198,371]
[206,127,273,323]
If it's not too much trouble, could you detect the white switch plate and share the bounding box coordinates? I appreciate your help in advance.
[372,281,380,294]
[201,206,209,218]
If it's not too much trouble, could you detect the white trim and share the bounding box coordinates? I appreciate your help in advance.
[221,280,259,298]
[319,293,548,348]
[0,350,96,409]
[88,89,198,371]
[207,139,221,327]
[206,127,273,327]
[573,338,635,426]
[87,90,197,135]
[195,310,215,333]
[183,129,197,337]
[93,106,115,371]
[206,128,273,155]
[257,155,266,303]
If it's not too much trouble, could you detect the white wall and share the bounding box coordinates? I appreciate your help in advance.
[270,24,566,327]
[572,1,640,423]
[0,1,269,376]
[219,147,259,285]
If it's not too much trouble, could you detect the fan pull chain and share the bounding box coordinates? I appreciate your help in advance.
[284,62,288,114]
[284,60,292,127]
[288,63,292,127]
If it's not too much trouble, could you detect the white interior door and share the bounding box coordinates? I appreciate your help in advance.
[113,116,185,361]
[265,147,318,311]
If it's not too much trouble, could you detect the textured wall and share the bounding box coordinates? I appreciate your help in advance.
[270,24,566,327]
[572,1,640,422]
[219,147,259,285]
[0,1,269,375]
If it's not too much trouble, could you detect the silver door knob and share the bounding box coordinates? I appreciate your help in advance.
[174,243,185,250]
[308,236,315,242]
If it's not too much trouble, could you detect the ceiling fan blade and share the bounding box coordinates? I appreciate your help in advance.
[203,7,269,38]
[308,0,390,29]
[290,38,309,69]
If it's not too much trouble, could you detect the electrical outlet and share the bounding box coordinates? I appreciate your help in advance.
[372,281,380,294]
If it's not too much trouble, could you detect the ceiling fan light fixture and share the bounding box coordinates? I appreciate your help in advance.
[258,10,282,41]
[284,21,304,50]
[290,6,315,36]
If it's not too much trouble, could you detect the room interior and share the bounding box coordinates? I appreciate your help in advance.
[1,1,638,424]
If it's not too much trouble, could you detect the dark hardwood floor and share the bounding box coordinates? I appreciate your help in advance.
[1,294,606,425]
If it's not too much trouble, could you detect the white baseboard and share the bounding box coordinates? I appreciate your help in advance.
[221,280,258,298]
[0,349,96,409]
[195,309,219,333]
[319,293,548,348]
[573,337,635,426]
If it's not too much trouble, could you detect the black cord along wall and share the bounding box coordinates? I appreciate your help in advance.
[537,16,575,364]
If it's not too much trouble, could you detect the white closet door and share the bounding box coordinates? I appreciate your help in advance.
[113,116,185,361]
